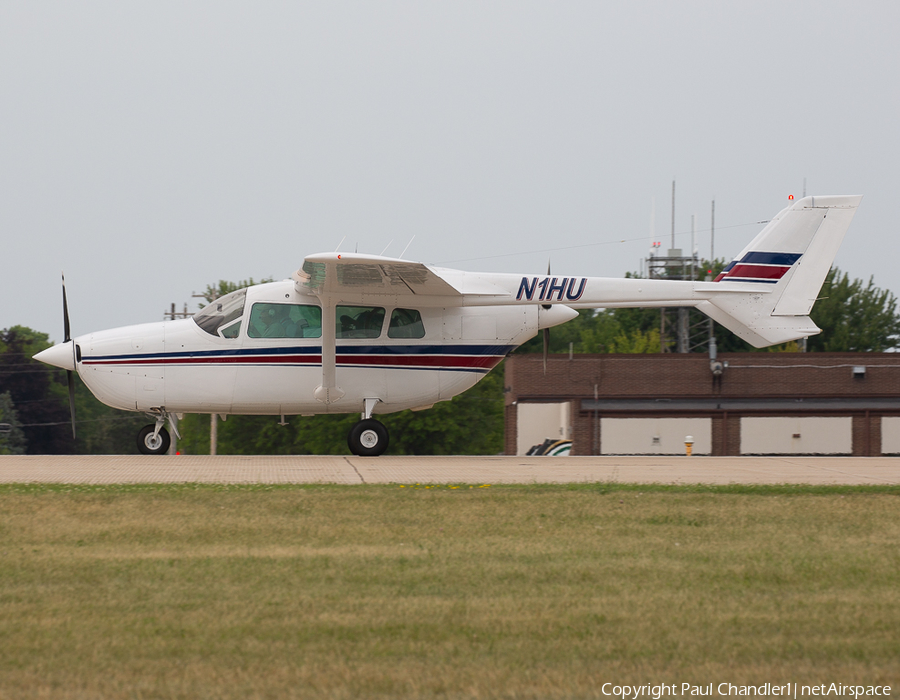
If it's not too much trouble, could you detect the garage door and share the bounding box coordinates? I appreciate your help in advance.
[740,417,851,455]
[881,417,900,454]
[600,418,711,455]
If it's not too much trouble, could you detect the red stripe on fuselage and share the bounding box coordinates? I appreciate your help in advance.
[336,354,503,370]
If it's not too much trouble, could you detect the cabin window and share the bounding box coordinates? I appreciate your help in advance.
[388,308,425,339]
[248,303,322,338]
[336,305,385,338]
[193,289,247,338]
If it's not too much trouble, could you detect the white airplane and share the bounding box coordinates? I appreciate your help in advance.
[35,195,861,456]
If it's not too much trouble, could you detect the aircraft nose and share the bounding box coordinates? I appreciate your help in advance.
[33,341,76,371]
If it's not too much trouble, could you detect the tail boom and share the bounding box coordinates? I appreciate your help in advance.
[547,194,861,348]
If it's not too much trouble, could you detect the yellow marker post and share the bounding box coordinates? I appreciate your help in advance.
[685,435,694,457]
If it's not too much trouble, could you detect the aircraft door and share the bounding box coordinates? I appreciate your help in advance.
[232,301,324,414]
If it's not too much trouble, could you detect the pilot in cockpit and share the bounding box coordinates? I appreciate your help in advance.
[260,306,289,338]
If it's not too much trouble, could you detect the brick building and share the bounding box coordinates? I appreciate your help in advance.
[504,353,900,456]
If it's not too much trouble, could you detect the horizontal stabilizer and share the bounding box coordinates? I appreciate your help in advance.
[697,301,821,347]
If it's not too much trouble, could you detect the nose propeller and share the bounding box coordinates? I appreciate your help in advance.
[62,274,77,439]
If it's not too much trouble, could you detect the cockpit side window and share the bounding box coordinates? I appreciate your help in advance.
[193,289,247,338]
[220,320,241,339]
[248,303,322,338]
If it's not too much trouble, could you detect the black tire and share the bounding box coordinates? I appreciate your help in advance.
[137,425,171,455]
[347,419,389,457]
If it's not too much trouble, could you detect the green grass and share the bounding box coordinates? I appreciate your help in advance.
[1,483,898,699]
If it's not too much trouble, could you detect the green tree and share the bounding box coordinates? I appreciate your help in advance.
[608,326,662,353]
[0,391,26,455]
[807,269,900,351]
[0,326,72,454]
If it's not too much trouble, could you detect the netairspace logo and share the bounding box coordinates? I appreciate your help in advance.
[600,684,892,699]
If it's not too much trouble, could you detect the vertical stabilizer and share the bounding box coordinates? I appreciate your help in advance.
[771,196,861,315]
[703,195,862,346]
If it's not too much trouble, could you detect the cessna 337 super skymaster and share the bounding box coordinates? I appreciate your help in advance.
[34,195,861,456]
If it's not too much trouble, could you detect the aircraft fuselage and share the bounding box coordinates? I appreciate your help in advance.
[74,279,573,417]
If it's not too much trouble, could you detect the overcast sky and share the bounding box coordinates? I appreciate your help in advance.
[2,1,897,341]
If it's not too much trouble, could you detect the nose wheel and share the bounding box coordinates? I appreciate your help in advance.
[347,419,389,457]
[137,425,171,455]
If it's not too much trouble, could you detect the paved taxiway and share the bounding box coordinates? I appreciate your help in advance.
[1,455,898,485]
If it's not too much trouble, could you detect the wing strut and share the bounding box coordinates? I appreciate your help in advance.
[314,292,344,405]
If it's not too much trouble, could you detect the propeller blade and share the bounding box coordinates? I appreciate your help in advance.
[67,370,77,439]
[62,273,71,343]
[62,273,76,439]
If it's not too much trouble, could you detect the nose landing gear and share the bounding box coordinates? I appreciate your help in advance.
[137,424,171,455]
[137,409,180,455]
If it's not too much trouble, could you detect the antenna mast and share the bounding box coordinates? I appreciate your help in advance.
[670,180,676,249]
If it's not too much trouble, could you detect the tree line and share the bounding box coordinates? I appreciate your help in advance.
[2,267,898,456]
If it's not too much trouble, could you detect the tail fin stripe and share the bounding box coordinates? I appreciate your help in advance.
[714,251,803,283]
[741,251,802,266]
[728,264,792,280]
[724,278,779,284]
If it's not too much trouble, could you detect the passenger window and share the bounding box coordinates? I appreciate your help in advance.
[388,308,425,339]
[248,303,322,338]
[336,305,385,339]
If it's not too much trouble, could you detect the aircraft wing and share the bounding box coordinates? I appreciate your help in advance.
[294,253,509,301]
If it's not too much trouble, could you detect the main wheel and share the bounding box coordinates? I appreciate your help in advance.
[347,419,389,457]
[137,425,171,455]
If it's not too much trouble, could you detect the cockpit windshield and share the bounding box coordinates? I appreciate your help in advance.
[193,289,247,338]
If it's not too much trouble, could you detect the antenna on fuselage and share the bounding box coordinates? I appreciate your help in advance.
[379,240,394,256]
[399,235,416,259]
[334,236,346,252]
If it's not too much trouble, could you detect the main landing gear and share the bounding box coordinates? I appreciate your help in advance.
[347,419,389,457]
[347,398,389,457]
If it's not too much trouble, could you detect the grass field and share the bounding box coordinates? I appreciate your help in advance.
[1,482,898,699]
